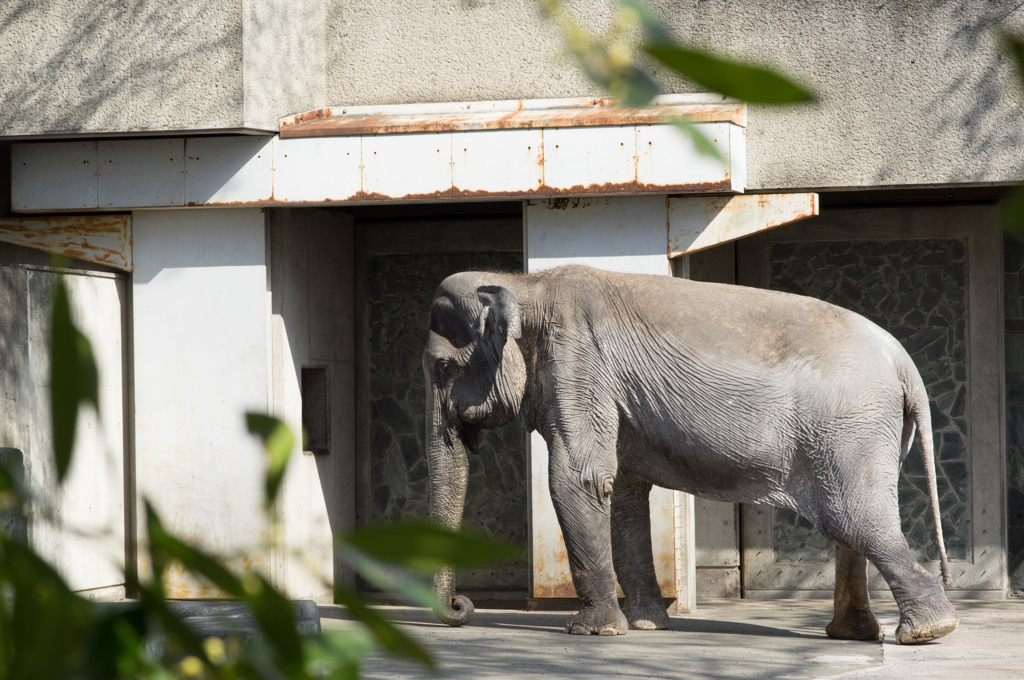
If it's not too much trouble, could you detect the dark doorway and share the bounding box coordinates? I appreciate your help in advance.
[353,205,529,594]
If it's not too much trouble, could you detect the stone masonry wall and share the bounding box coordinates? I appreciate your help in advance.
[1004,235,1024,596]
[368,252,528,562]
[769,239,970,564]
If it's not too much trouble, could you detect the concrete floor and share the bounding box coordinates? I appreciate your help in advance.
[319,599,1024,679]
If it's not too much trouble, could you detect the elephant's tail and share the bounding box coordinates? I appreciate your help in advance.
[902,371,952,587]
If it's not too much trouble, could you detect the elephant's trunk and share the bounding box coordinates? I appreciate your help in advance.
[426,388,475,626]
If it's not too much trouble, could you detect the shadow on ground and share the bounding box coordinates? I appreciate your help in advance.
[320,603,885,680]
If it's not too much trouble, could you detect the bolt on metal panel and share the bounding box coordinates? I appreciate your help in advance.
[12,141,99,211]
[272,136,361,203]
[451,128,544,197]
[184,136,274,206]
[98,139,185,209]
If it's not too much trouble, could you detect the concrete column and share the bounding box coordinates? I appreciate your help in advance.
[267,208,356,601]
[523,195,696,614]
[132,208,272,596]
[679,243,742,599]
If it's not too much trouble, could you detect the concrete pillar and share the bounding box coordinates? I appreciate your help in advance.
[523,195,696,614]
[267,208,356,600]
[132,208,273,596]
[679,244,742,599]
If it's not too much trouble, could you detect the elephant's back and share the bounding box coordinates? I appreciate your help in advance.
[537,265,905,378]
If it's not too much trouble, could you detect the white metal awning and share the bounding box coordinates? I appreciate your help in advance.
[11,96,746,212]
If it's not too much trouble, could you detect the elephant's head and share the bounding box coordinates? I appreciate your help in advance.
[422,274,527,626]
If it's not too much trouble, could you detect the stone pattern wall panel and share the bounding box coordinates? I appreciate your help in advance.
[369,253,528,561]
[769,239,970,564]
[1004,235,1024,596]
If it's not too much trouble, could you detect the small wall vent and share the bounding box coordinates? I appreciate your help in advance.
[301,367,330,456]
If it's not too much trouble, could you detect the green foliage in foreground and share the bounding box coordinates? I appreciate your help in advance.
[0,272,515,679]
[536,0,813,158]
[1002,33,1024,234]
[538,0,813,108]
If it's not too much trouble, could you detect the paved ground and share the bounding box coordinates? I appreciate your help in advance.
[319,599,1023,679]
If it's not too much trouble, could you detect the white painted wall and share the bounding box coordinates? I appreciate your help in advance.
[0,263,127,598]
[525,196,671,275]
[33,272,126,596]
[132,208,271,597]
[524,195,696,612]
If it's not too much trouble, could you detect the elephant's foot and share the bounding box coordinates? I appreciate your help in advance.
[894,595,958,644]
[895,609,958,644]
[565,604,629,636]
[826,607,882,641]
[622,598,670,631]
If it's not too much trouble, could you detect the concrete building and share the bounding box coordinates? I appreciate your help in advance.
[0,0,1022,606]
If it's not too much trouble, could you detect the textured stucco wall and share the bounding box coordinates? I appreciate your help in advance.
[0,0,324,136]
[243,0,326,131]
[326,0,1024,190]
[0,0,245,135]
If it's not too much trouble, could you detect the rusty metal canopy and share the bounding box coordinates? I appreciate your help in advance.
[279,95,746,138]
[12,96,747,211]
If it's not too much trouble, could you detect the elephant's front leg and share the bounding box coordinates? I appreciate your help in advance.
[548,435,628,636]
[611,471,670,630]
[826,545,882,640]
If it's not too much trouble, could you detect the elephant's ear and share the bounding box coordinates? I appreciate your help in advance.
[475,286,521,355]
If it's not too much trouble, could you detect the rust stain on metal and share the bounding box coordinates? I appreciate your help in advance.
[323,180,733,205]
[0,215,132,271]
[280,103,745,138]
[183,180,734,210]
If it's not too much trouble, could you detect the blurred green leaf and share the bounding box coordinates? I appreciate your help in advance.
[334,588,433,668]
[1002,34,1024,235]
[337,544,439,610]
[135,504,220,671]
[670,118,724,160]
[618,0,672,44]
[304,630,374,680]
[147,501,313,678]
[0,535,94,678]
[1003,188,1024,234]
[342,521,517,573]
[536,0,661,107]
[1004,33,1024,81]
[246,413,295,508]
[132,579,211,666]
[608,66,660,107]
[146,500,245,598]
[78,606,148,680]
[0,450,29,508]
[644,43,813,103]
[240,573,310,678]
[50,275,100,483]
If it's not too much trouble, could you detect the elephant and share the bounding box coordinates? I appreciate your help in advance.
[422,263,957,644]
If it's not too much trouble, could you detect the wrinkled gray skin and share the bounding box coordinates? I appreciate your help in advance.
[424,265,957,643]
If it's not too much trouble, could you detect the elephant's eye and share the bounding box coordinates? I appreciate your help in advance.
[436,359,458,383]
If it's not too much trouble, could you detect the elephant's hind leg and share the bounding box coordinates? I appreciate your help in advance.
[818,471,957,644]
[611,472,670,630]
[826,545,882,640]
